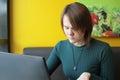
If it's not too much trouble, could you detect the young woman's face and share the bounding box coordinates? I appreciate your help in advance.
[63,15,85,45]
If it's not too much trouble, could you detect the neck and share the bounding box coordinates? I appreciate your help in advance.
[73,40,86,47]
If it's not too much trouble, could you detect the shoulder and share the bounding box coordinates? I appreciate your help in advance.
[90,38,112,56]
[87,38,112,54]
[52,40,69,56]
[90,38,110,48]
[55,39,69,47]
[54,39,72,52]
[89,38,113,61]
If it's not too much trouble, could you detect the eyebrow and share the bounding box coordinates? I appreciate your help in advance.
[63,25,72,28]
[63,25,68,27]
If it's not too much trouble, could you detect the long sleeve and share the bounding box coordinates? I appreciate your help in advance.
[90,44,114,80]
[46,45,61,75]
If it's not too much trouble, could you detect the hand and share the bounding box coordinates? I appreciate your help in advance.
[77,72,91,80]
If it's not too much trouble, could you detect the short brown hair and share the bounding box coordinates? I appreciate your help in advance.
[61,2,93,45]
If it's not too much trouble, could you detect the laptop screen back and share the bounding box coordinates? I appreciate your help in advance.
[0,52,51,80]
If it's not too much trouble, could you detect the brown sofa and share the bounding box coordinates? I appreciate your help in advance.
[23,47,120,80]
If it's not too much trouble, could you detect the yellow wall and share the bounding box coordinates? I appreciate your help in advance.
[10,0,120,54]
[10,0,76,54]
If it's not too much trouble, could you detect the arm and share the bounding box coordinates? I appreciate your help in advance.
[46,45,61,75]
[91,45,114,80]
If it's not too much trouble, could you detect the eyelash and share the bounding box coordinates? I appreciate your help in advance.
[65,27,69,29]
[64,27,77,31]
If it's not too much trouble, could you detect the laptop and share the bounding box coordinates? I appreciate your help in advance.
[0,52,51,80]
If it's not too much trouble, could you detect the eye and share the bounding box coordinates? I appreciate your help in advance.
[64,26,69,30]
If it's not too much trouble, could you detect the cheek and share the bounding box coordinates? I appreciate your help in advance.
[63,29,68,34]
[75,32,84,38]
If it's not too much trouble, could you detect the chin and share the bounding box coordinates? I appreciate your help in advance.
[69,39,76,44]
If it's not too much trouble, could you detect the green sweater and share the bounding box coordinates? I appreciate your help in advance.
[47,38,114,80]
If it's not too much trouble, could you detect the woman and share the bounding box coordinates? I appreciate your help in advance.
[47,2,114,80]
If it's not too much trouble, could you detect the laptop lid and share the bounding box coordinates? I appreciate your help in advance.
[0,52,51,80]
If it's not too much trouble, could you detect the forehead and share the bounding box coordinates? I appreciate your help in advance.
[63,15,72,27]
